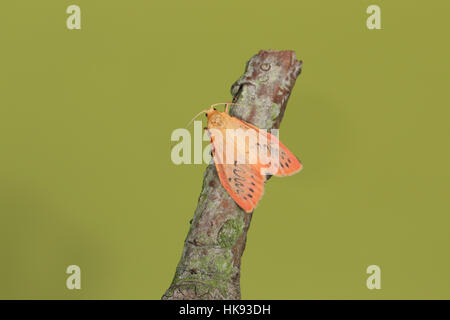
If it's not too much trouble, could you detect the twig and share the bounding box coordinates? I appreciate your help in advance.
[162,50,303,300]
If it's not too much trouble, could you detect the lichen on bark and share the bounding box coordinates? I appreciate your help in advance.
[162,50,302,300]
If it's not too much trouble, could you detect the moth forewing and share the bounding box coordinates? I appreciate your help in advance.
[207,128,225,164]
[201,106,302,213]
[223,128,259,165]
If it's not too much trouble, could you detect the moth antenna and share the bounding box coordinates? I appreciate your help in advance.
[170,109,208,151]
[209,102,243,113]
[209,102,229,109]
[226,102,242,113]
[185,109,208,129]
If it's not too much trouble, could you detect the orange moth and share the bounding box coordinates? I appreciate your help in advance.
[188,102,302,213]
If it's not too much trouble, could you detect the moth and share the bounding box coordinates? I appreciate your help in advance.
[188,103,302,213]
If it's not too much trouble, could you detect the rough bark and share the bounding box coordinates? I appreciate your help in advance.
[162,50,302,300]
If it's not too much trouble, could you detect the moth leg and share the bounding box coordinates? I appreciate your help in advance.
[225,101,233,113]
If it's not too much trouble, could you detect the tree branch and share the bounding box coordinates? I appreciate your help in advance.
[162,50,303,300]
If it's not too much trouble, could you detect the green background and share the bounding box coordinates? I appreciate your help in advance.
[1,0,449,299]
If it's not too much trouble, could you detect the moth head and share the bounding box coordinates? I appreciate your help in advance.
[185,103,238,130]
[206,110,224,128]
